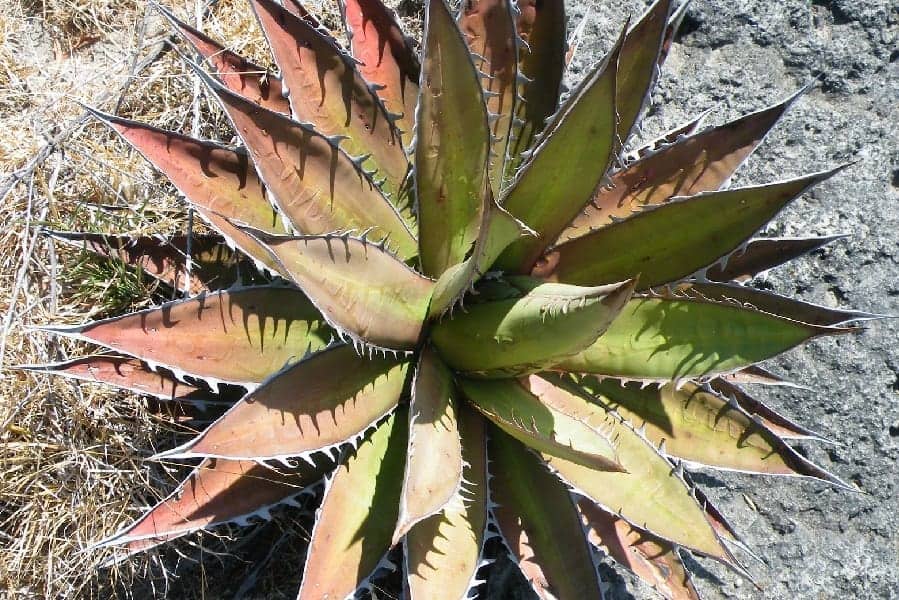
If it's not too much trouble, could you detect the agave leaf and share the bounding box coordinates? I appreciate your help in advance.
[555,296,850,382]
[632,110,710,159]
[97,457,325,551]
[393,347,463,543]
[559,89,808,241]
[489,429,603,600]
[432,277,635,376]
[497,29,623,272]
[415,0,491,277]
[46,231,244,293]
[616,0,672,143]
[251,234,433,350]
[188,62,418,260]
[249,0,410,201]
[537,168,846,289]
[704,235,848,282]
[157,4,289,114]
[15,355,218,404]
[459,377,623,472]
[157,345,408,460]
[405,404,488,600]
[39,287,331,387]
[579,500,699,600]
[529,375,730,561]
[656,0,690,67]
[688,282,878,326]
[298,410,406,600]
[719,364,797,387]
[459,0,518,194]
[340,0,420,142]
[85,108,289,275]
[505,0,566,177]
[581,377,849,486]
[710,378,826,440]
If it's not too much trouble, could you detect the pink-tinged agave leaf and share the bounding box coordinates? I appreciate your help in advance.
[156,4,289,114]
[339,0,420,142]
[537,167,847,289]
[97,457,326,552]
[704,234,848,282]
[85,108,290,275]
[710,378,827,441]
[405,404,488,600]
[393,347,463,543]
[39,287,331,387]
[428,191,528,317]
[459,0,518,194]
[559,88,809,241]
[432,277,635,376]
[497,29,623,273]
[505,0,566,177]
[45,231,244,294]
[578,500,699,600]
[15,355,218,404]
[528,375,731,562]
[555,296,853,382]
[489,429,603,600]
[298,410,406,600]
[157,345,408,461]
[188,62,418,260]
[632,109,710,159]
[248,0,411,203]
[249,234,433,350]
[616,0,672,143]
[415,0,491,277]
[688,282,882,326]
[459,377,624,472]
[657,0,690,68]
[580,377,851,488]
[719,364,799,387]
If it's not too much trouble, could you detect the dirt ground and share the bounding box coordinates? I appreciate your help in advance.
[0,0,896,598]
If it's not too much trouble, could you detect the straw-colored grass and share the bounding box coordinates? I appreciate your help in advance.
[0,0,379,597]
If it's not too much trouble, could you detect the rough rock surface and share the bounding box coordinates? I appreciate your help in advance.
[487,0,898,598]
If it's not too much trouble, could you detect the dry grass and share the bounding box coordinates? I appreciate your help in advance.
[0,0,387,597]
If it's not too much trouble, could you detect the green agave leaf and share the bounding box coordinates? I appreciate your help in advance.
[704,234,848,282]
[14,355,218,404]
[505,0,566,177]
[581,377,849,486]
[45,231,244,294]
[249,0,411,201]
[405,404,488,600]
[96,457,325,554]
[489,429,602,600]
[579,500,700,600]
[39,287,331,387]
[416,0,491,277]
[157,345,408,460]
[559,89,808,241]
[431,277,635,376]
[340,0,420,143]
[528,375,730,561]
[710,378,826,440]
[458,377,624,472]
[298,410,406,600]
[157,4,290,114]
[537,167,846,289]
[459,0,518,194]
[555,296,850,382]
[186,60,418,260]
[497,28,623,272]
[250,234,433,350]
[85,108,289,275]
[616,0,672,143]
[393,347,463,543]
[688,282,880,326]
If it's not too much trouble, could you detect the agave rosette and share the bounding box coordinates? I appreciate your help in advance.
[30,0,873,597]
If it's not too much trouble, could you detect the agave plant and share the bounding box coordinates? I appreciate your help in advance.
[29,0,874,597]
